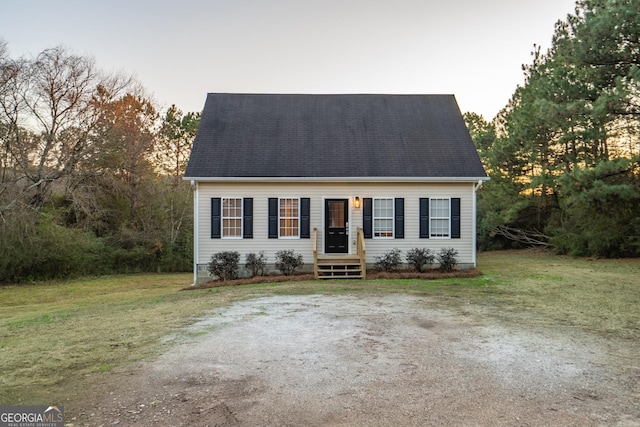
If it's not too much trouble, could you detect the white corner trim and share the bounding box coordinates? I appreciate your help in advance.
[193,181,199,286]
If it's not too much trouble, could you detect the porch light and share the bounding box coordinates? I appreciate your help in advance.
[354,197,361,208]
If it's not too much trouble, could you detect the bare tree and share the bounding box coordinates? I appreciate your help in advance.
[0,39,27,218]
[59,91,161,250]
[0,45,132,213]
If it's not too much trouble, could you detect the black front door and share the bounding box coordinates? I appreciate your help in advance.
[325,199,349,253]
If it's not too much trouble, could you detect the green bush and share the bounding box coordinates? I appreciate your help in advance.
[157,245,192,273]
[275,250,304,275]
[245,251,267,276]
[374,248,402,272]
[0,209,193,283]
[207,251,240,281]
[0,212,111,283]
[406,248,435,272]
[437,247,459,272]
[110,246,158,274]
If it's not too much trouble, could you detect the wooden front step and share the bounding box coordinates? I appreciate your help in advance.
[315,255,364,279]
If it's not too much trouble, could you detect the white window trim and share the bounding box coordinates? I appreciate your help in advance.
[373,197,394,239]
[430,197,451,239]
[278,197,301,239]
[221,197,243,239]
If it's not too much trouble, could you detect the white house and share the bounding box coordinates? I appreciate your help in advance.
[184,93,488,284]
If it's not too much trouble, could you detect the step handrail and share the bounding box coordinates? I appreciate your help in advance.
[313,227,318,279]
[357,226,366,279]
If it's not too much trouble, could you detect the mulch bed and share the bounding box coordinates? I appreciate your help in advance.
[186,268,483,290]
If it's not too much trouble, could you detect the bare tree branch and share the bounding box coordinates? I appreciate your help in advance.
[492,225,554,248]
[0,45,134,211]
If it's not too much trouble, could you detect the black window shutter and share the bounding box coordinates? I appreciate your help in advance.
[300,198,310,238]
[363,198,372,238]
[451,198,461,239]
[268,198,278,239]
[394,198,404,238]
[243,198,253,238]
[211,198,221,239]
[419,198,429,238]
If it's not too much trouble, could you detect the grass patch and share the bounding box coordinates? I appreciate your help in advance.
[0,273,212,404]
[97,363,114,372]
[478,250,640,336]
[1,251,638,406]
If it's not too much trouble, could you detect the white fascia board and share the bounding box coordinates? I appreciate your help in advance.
[183,176,490,183]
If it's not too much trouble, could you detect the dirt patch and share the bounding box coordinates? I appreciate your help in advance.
[68,294,640,426]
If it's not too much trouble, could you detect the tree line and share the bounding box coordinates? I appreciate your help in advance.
[1,0,638,282]
[466,0,640,257]
[0,41,199,282]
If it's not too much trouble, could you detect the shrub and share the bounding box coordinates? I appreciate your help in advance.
[437,247,459,272]
[275,250,304,275]
[245,251,267,276]
[207,251,240,281]
[0,211,111,283]
[374,248,403,272]
[406,248,435,272]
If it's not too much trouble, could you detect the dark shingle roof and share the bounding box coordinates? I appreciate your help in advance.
[184,93,487,179]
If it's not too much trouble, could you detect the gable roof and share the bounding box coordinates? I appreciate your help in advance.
[184,93,487,180]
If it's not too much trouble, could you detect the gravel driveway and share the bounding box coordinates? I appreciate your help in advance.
[73,294,640,426]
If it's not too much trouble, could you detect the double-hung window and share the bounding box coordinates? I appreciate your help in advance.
[430,198,450,238]
[222,197,243,238]
[419,197,460,239]
[211,197,253,239]
[279,197,300,238]
[373,198,394,238]
[362,197,404,239]
[268,197,310,239]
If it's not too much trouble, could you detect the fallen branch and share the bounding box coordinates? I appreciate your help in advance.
[492,225,553,248]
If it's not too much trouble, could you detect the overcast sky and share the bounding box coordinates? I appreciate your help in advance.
[1,0,576,119]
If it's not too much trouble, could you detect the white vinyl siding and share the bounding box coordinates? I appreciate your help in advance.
[195,181,478,279]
